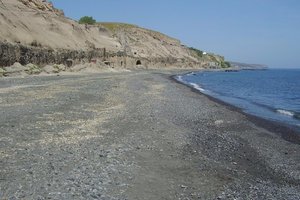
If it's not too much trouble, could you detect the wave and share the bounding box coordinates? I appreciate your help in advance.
[175,76,206,92]
[186,72,197,76]
[251,101,300,121]
[189,83,206,92]
[276,109,300,120]
[277,109,294,116]
[176,75,184,82]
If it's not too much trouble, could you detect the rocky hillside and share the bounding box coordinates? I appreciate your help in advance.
[100,23,196,60]
[0,0,229,71]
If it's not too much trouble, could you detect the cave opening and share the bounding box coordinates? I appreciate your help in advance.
[136,60,142,65]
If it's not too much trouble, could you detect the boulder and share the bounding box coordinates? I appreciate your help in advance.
[55,64,67,71]
[4,62,27,73]
[43,64,66,74]
[3,62,28,76]
[43,65,58,74]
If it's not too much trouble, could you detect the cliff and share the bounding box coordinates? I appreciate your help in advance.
[100,23,196,60]
[0,0,119,51]
[0,0,228,74]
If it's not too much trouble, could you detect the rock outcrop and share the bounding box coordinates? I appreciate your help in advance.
[19,0,64,15]
[0,41,105,67]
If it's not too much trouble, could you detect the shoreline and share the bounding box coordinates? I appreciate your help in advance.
[1,67,299,144]
[170,71,300,145]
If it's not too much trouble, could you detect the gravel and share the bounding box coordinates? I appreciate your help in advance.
[0,70,299,199]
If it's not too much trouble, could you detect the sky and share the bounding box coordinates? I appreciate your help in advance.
[51,0,300,68]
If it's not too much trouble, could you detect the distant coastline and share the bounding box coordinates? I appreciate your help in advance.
[229,61,268,70]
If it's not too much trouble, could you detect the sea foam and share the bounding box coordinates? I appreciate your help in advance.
[176,76,206,92]
[276,109,295,117]
[176,75,183,82]
[189,83,205,92]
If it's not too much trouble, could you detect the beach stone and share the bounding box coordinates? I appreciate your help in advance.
[214,120,224,125]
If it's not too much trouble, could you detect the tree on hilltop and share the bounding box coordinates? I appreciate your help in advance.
[78,16,96,25]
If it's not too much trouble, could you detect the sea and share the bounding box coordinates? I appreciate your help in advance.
[176,69,300,130]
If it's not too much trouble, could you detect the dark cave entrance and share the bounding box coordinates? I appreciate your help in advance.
[136,60,142,65]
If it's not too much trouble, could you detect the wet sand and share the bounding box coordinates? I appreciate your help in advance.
[0,70,299,199]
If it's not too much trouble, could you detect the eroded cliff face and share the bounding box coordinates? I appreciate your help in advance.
[0,0,225,70]
[18,0,64,15]
[0,42,105,67]
[100,23,196,61]
[0,0,120,51]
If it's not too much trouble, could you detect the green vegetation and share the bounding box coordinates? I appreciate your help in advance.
[220,61,231,68]
[189,47,203,58]
[208,54,218,63]
[0,68,5,77]
[206,53,230,68]
[79,16,96,25]
[25,64,41,75]
[225,61,231,68]
[99,22,137,31]
[188,47,230,68]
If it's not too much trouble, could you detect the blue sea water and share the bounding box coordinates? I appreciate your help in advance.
[177,69,300,129]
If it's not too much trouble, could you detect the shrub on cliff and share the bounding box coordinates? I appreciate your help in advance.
[189,47,203,58]
[0,68,6,77]
[79,16,96,25]
[225,61,231,68]
[220,61,231,68]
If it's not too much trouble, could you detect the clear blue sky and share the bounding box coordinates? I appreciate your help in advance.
[51,0,300,68]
